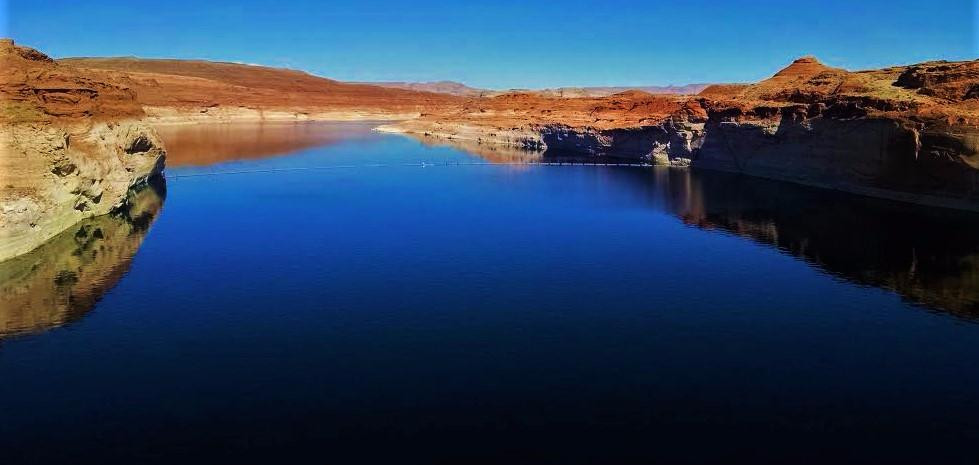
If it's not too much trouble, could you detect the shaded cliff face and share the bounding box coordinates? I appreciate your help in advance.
[0,39,166,261]
[0,179,164,339]
[693,57,979,209]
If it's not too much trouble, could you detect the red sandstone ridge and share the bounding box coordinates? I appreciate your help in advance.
[395,89,703,132]
[701,55,979,125]
[894,60,979,102]
[697,84,750,99]
[1,39,144,123]
[59,57,464,121]
[772,56,836,78]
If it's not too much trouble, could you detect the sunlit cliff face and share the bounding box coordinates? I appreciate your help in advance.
[0,180,165,340]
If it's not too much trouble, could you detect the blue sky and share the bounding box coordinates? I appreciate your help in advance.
[2,0,976,89]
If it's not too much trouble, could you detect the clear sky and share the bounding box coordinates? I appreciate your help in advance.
[2,0,976,89]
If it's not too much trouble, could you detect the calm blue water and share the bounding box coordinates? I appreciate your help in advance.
[2,123,978,464]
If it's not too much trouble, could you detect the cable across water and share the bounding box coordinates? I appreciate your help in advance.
[164,160,654,179]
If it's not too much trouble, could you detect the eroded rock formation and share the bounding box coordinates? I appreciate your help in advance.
[0,39,165,261]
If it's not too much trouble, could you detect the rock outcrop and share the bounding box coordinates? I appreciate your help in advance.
[0,39,165,261]
[695,56,979,209]
[384,56,979,210]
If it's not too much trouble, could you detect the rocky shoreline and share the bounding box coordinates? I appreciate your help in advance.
[3,38,979,262]
[381,57,979,211]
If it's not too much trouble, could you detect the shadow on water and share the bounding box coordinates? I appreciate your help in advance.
[0,178,166,340]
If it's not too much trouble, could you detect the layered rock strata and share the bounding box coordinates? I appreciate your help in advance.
[0,40,165,261]
[383,57,979,210]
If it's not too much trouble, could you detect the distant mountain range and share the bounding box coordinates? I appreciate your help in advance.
[350,81,490,97]
[355,81,714,98]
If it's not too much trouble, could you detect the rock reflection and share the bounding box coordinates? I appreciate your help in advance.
[0,179,165,339]
[431,136,979,319]
[625,168,979,320]
[155,121,378,167]
[411,135,544,165]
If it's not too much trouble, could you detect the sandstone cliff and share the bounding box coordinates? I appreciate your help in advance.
[0,39,165,261]
[692,56,979,209]
[378,90,707,159]
[383,57,979,210]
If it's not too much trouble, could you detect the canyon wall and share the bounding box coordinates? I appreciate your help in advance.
[0,40,165,262]
[385,57,979,210]
[686,58,979,209]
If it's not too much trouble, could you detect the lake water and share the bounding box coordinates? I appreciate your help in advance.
[2,122,978,464]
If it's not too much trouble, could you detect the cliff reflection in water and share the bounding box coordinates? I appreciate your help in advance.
[629,167,979,320]
[0,179,165,339]
[412,135,544,165]
[155,121,378,167]
[426,137,979,320]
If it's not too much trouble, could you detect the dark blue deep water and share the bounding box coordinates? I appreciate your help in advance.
[2,122,978,464]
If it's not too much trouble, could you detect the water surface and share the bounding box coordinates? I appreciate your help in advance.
[2,122,978,464]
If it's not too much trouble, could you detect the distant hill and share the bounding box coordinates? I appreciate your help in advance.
[351,80,490,97]
[360,81,717,98]
[518,84,714,97]
[58,57,463,113]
